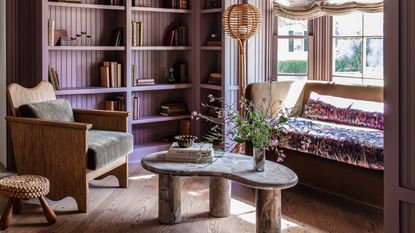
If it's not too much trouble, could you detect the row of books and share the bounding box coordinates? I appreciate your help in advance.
[165,26,188,46]
[100,61,122,88]
[132,22,143,46]
[108,0,123,6]
[132,96,140,120]
[166,142,213,163]
[207,73,222,86]
[105,95,125,111]
[172,63,188,83]
[48,66,61,90]
[164,0,189,9]
[160,102,187,116]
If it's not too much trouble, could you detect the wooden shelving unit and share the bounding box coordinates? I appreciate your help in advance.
[41,0,237,161]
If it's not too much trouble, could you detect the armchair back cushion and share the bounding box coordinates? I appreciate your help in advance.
[19,99,75,122]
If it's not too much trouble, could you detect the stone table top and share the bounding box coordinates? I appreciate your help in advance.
[141,151,298,190]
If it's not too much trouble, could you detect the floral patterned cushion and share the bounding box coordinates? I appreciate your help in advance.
[277,118,384,170]
[302,92,384,130]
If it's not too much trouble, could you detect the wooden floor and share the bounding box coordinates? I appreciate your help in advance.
[0,163,383,233]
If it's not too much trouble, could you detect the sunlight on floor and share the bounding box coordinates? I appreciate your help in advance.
[128,174,156,180]
[230,198,304,231]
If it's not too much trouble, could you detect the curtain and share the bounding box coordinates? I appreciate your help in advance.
[309,16,332,81]
[273,0,383,20]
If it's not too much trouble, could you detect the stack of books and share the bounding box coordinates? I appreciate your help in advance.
[136,78,155,86]
[207,73,222,85]
[165,26,188,46]
[160,103,187,116]
[164,0,189,9]
[166,142,214,163]
[100,61,122,88]
[132,22,143,46]
[105,95,125,111]
[48,66,61,90]
[206,33,221,46]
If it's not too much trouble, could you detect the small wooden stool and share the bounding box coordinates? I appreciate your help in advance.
[0,175,57,229]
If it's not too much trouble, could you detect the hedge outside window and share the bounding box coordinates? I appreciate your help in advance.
[332,12,384,86]
[274,17,311,81]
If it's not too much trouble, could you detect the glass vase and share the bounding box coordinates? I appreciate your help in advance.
[253,147,265,172]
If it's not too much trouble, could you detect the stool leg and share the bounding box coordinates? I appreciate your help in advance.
[38,196,57,224]
[13,199,21,214]
[0,198,14,230]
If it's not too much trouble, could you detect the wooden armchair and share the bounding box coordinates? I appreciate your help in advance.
[5,81,131,213]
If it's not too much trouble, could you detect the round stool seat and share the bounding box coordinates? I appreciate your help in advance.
[0,175,50,199]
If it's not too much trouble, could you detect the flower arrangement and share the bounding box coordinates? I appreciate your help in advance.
[191,94,289,163]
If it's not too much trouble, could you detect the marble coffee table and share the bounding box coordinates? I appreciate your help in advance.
[141,151,298,233]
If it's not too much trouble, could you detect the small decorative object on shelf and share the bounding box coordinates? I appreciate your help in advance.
[168,67,175,83]
[166,142,214,163]
[160,102,187,116]
[179,119,191,135]
[206,33,221,46]
[54,30,68,46]
[174,135,197,148]
[192,92,289,172]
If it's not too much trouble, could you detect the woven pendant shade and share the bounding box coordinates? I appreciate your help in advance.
[222,4,263,102]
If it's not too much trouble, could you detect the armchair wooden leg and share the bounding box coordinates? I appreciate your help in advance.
[0,198,14,230]
[13,199,21,214]
[74,180,88,213]
[116,162,128,188]
[39,196,57,224]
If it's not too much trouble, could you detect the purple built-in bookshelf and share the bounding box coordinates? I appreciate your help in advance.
[41,0,240,162]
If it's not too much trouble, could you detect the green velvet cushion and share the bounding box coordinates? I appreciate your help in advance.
[19,99,74,122]
[87,130,133,170]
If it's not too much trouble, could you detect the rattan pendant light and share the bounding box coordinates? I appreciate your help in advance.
[222,4,263,100]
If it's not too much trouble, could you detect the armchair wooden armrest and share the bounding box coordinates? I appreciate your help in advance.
[73,109,129,132]
[5,116,92,130]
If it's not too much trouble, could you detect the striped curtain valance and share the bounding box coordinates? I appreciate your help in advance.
[273,0,383,20]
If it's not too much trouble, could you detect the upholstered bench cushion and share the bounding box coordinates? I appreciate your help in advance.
[87,130,133,170]
[19,99,74,122]
[277,118,384,170]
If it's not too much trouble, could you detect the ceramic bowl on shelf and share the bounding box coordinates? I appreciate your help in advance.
[174,135,197,148]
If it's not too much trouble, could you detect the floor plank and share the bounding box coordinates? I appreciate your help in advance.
[0,163,383,233]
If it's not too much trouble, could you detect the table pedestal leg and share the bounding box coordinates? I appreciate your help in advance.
[158,174,181,224]
[256,189,281,233]
[209,177,231,217]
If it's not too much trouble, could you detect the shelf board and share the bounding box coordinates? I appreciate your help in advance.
[200,84,223,91]
[55,87,127,95]
[132,83,192,91]
[134,142,171,154]
[201,8,222,13]
[132,115,190,125]
[132,6,191,13]
[132,46,192,51]
[48,46,125,51]
[48,2,125,10]
[201,46,222,51]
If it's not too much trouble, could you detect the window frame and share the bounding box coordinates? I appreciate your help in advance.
[332,13,384,85]
[272,16,314,81]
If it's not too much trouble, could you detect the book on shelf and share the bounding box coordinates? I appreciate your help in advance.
[165,142,214,163]
[101,61,122,88]
[112,27,123,46]
[48,19,55,46]
[165,26,188,46]
[136,78,155,85]
[105,95,125,111]
[164,0,189,9]
[207,73,222,86]
[206,40,221,47]
[160,102,187,116]
[48,66,61,90]
[132,96,140,120]
[108,0,123,6]
[174,63,188,83]
[131,64,139,86]
[132,22,143,46]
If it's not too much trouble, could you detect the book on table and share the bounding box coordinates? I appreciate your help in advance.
[166,142,214,163]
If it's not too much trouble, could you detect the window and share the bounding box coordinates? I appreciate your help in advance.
[274,17,310,81]
[332,12,384,86]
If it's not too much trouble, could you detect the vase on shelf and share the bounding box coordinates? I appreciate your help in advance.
[253,147,265,172]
